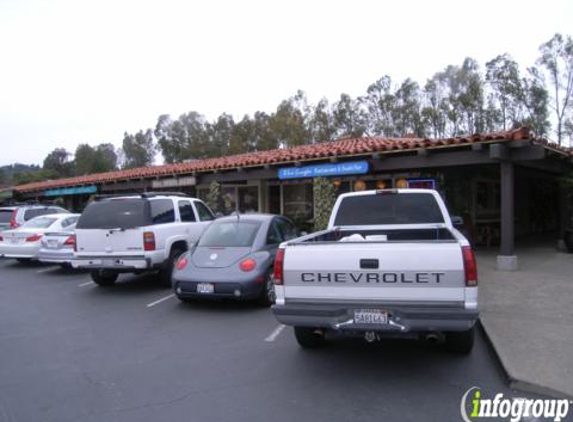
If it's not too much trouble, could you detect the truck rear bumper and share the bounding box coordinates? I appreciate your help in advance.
[72,256,152,271]
[272,302,478,333]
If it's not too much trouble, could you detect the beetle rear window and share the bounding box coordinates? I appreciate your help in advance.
[198,222,260,247]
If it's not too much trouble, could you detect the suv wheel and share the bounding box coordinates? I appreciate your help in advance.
[91,270,118,286]
[445,326,475,354]
[160,248,184,288]
[294,327,326,349]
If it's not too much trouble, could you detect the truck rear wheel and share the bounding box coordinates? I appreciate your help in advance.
[294,327,326,348]
[90,270,118,286]
[445,326,475,354]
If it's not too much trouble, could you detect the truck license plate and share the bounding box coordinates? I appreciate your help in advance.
[354,309,388,325]
[197,283,214,294]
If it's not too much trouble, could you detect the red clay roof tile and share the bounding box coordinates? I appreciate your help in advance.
[11,127,570,193]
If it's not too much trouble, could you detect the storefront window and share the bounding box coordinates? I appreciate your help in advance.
[268,185,281,214]
[222,186,237,214]
[283,184,313,229]
[238,186,259,213]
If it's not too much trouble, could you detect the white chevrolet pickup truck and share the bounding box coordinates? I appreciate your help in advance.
[272,189,478,353]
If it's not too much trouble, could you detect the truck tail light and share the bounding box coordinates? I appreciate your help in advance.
[9,210,19,229]
[462,246,478,287]
[143,232,155,251]
[239,258,256,272]
[273,248,285,285]
[26,234,43,242]
[64,235,76,249]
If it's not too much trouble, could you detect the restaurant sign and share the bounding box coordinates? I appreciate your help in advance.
[44,185,97,197]
[278,160,369,180]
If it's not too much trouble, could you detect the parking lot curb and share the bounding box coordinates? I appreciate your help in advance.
[480,317,573,400]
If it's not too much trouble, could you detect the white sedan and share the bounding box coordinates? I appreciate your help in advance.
[0,214,80,262]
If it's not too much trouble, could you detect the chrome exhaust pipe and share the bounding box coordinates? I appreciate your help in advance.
[364,331,377,343]
[312,328,326,339]
[425,333,439,343]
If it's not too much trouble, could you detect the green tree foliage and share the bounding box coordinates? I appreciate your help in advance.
[43,148,74,178]
[205,181,222,215]
[96,143,118,171]
[332,93,367,138]
[74,143,117,175]
[268,91,311,147]
[313,177,337,231]
[122,130,155,169]
[13,168,59,186]
[73,144,95,175]
[536,33,573,145]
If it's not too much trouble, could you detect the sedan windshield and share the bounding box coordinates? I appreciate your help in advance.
[198,222,260,247]
[22,217,57,229]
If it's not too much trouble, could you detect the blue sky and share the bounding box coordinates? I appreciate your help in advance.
[0,0,572,166]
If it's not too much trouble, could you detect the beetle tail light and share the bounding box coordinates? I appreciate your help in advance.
[239,258,256,272]
[175,254,188,271]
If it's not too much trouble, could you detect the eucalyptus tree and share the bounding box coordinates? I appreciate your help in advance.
[536,33,573,145]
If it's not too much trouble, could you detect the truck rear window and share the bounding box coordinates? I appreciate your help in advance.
[333,193,445,226]
[76,199,149,229]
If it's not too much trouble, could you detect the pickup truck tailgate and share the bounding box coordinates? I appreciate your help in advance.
[282,242,466,304]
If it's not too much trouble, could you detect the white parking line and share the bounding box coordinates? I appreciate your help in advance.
[265,324,286,342]
[36,266,57,273]
[146,294,175,308]
[78,281,95,287]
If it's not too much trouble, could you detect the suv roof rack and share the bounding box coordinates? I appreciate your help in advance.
[92,192,190,201]
[140,192,189,198]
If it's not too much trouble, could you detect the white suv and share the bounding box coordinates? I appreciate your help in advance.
[73,193,215,287]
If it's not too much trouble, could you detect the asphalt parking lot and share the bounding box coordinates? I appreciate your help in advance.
[0,259,546,422]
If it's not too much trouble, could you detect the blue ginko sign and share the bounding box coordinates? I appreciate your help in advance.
[278,160,369,180]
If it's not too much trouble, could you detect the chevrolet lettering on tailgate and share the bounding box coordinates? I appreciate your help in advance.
[299,272,446,284]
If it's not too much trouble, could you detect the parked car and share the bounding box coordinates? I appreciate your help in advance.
[72,193,215,287]
[0,213,79,262]
[172,214,299,306]
[37,217,80,267]
[272,189,479,353]
[0,204,70,231]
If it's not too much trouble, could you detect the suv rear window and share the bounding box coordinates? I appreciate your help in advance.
[334,193,445,226]
[76,199,149,229]
[0,209,13,224]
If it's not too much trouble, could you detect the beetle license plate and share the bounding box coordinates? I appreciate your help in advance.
[354,309,388,325]
[197,283,214,294]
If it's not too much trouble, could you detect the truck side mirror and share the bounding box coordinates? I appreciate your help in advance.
[451,216,464,227]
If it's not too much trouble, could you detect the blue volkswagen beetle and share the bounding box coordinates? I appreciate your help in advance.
[172,214,299,306]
